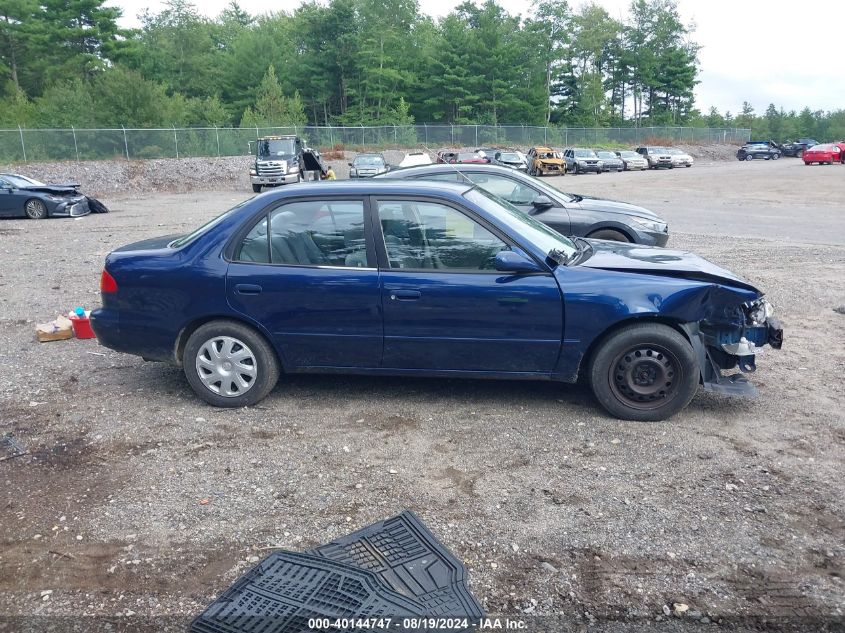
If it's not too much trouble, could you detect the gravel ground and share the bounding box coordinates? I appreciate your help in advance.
[0,159,843,632]
[0,143,741,198]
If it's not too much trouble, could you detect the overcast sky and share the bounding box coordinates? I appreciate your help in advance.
[112,0,845,116]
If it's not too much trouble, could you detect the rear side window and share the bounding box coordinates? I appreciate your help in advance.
[234,217,269,263]
[234,201,368,267]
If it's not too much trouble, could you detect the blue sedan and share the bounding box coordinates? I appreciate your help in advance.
[90,180,782,421]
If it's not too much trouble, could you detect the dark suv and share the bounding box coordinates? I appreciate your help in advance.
[781,139,820,158]
[736,142,782,161]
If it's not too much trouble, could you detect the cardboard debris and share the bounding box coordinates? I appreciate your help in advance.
[36,315,74,342]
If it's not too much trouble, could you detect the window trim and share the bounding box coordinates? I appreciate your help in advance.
[224,195,376,269]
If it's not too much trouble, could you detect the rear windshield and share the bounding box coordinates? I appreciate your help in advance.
[169,198,253,248]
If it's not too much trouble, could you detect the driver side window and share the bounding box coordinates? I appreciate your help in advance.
[377,200,507,271]
[464,173,541,206]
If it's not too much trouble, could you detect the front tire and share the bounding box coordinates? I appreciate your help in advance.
[588,228,629,242]
[589,323,699,421]
[251,184,262,193]
[25,199,48,219]
[183,320,280,408]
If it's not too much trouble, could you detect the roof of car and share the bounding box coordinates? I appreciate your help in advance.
[380,163,528,178]
[261,178,474,196]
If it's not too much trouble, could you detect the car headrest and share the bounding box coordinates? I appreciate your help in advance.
[271,210,299,233]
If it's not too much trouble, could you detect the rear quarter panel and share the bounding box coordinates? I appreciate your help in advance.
[104,243,231,361]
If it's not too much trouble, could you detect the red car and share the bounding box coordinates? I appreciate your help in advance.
[455,151,490,164]
[802,143,842,165]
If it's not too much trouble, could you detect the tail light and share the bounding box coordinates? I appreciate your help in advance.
[100,269,118,293]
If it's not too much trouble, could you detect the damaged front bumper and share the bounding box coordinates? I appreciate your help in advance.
[681,300,783,396]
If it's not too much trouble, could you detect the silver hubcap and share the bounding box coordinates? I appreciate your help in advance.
[195,336,257,397]
[26,200,45,218]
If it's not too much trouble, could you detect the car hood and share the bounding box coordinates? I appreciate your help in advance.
[21,184,81,195]
[564,194,662,221]
[579,240,757,291]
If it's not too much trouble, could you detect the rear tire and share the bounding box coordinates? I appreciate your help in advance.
[24,199,48,219]
[183,320,280,408]
[588,229,629,242]
[745,154,754,161]
[251,184,262,193]
[589,322,699,421]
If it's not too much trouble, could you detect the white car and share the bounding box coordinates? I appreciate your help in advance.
[398,152,433,168]
[666,147,694,168]
[615,150,648,171]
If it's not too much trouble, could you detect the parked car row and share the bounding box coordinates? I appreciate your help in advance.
[735,139,845,164]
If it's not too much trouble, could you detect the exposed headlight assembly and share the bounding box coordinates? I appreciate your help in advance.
[630,216,668,233]
[743,298,774,326]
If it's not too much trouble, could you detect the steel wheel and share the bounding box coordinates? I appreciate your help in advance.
[25,199,48,219]
[608,344,683,411]
[195,335,258,397]
[589,322,698,421]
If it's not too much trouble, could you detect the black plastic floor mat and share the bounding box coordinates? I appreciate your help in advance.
[191,551,425,633]
[309,511,484,619]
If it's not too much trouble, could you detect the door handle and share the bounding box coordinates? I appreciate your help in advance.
[389,289,421,301]
[235,283,262,295]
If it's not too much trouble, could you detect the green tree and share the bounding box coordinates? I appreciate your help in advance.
[239,65,306,127]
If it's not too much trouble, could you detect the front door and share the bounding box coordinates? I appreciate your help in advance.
[374,197,563,373]
[226,198,383,369]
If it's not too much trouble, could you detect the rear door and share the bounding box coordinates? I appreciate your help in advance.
[226,197,383,369]
[373,196,563,373]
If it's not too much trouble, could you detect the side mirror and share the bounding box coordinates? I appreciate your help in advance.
[347,162,353,167]
[532,195,553,210]
[494,250,543,273]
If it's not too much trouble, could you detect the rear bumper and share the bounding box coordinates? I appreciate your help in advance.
[90,307,175,361]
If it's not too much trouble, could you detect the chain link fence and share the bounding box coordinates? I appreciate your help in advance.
[0,125,751,163]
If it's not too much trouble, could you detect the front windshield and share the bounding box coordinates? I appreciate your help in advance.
[169,197,253,248]
[354,155,384,166]
[665,148,684,155]
[4,174,45,187]
[650,146,668,153]
[464,187,577,262]
[597,151,617,159]
[499,152,521,162]
[258,138,296,158]
[619,151,639,158]
[574,149,597,158]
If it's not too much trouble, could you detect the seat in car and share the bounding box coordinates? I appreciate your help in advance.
[270,211,328,265]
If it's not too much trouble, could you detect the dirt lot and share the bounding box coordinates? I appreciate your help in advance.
[1,158,843,632]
